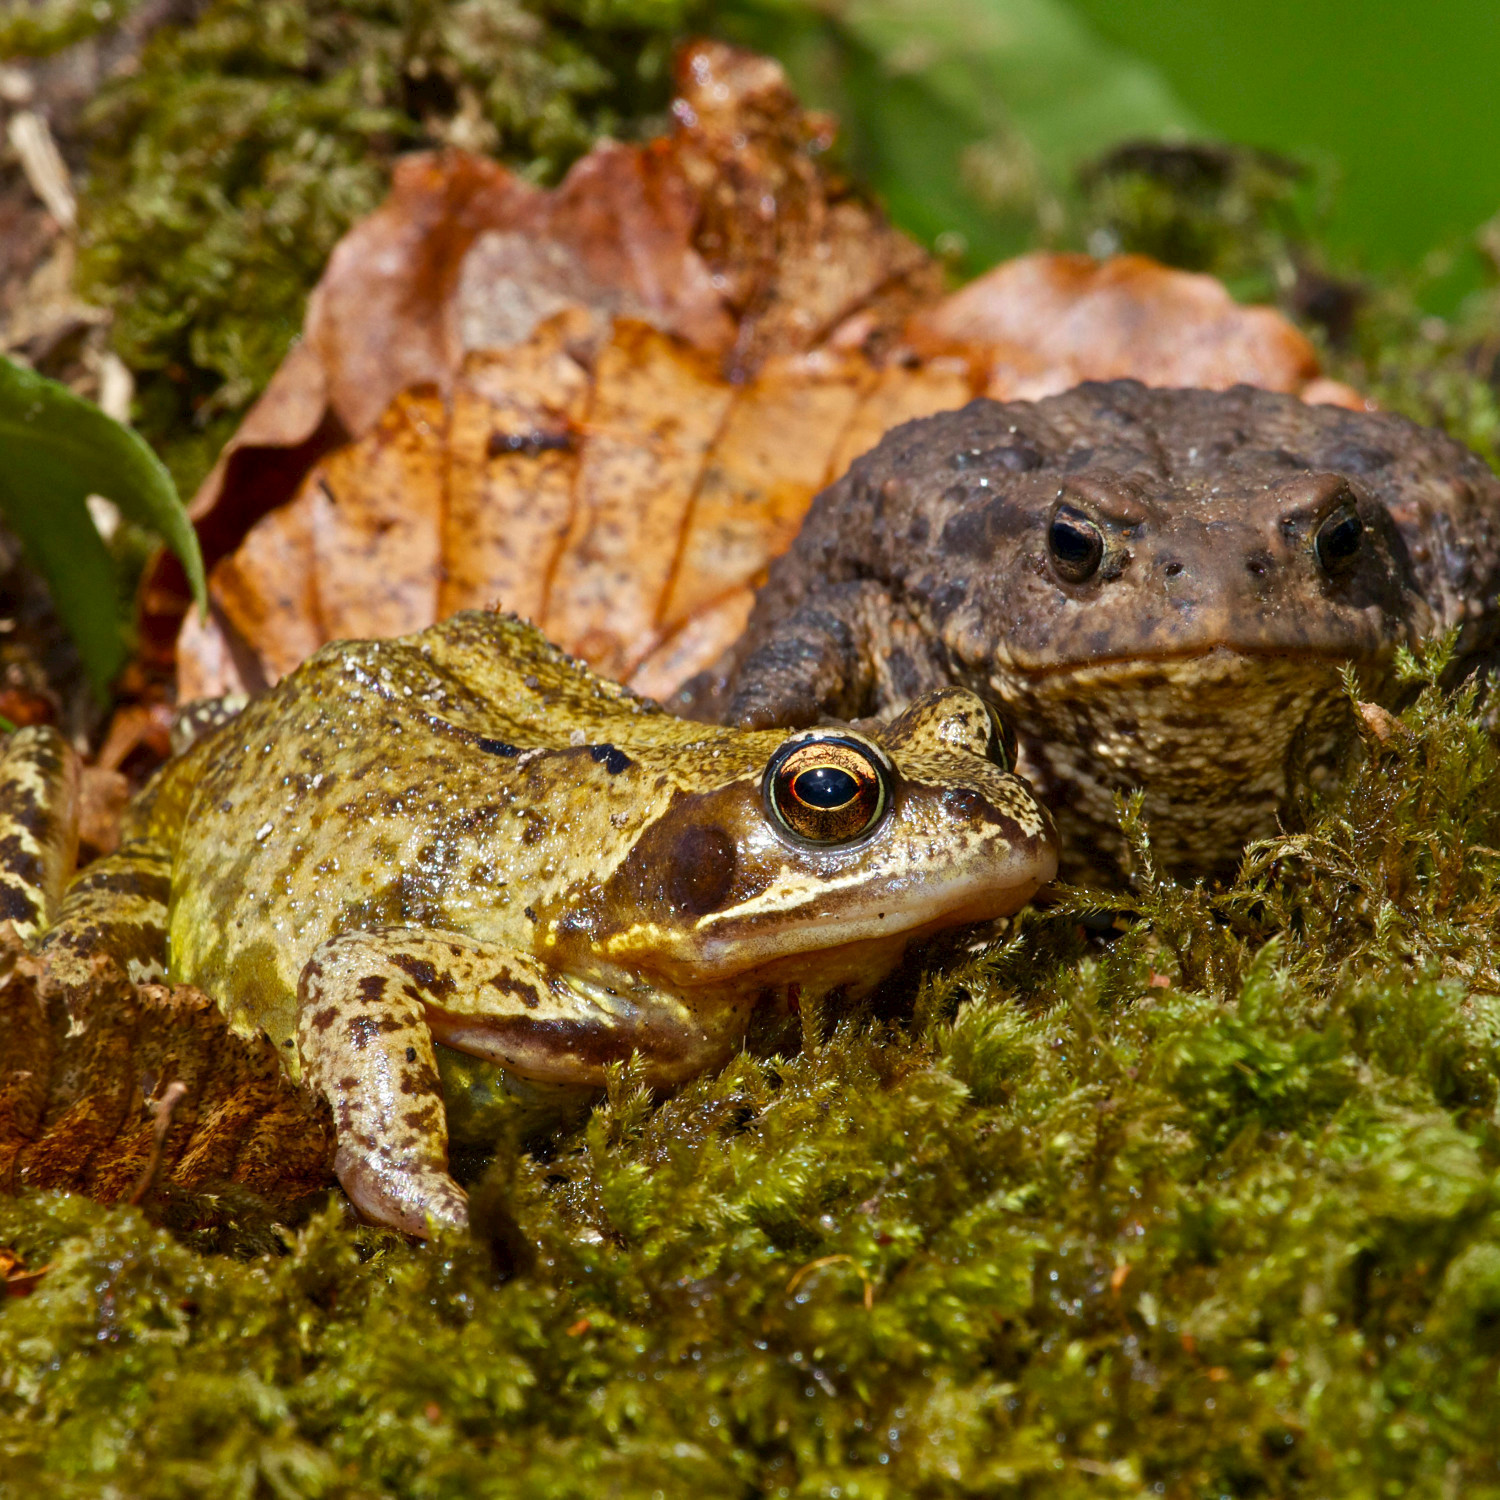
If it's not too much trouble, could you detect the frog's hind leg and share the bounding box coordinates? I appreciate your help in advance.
[0,724,171,987]
[0,725,79,943]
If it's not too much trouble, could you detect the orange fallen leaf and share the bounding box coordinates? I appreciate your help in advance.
[907,250,1331,398]
[146,40,932,673]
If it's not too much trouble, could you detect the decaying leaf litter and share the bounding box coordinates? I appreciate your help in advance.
[6,20,1500,1498]
[160,42,1362,705]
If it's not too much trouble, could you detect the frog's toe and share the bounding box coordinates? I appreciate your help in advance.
[334,1142,470,1238]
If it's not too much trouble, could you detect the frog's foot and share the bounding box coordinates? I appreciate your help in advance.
[297,944,469,1238]
[297,926,741,1235]
[332,1139,470,1239]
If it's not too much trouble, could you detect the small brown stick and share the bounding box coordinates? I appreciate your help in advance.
[126,1079,188,1208]
[786,1253,875,1311]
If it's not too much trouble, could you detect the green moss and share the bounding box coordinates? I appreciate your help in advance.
[8,666,1500,1492]
[1076,141,1319,305]
[1330,274,1500,470]
[0,0,139,59]
[61,0,697,493]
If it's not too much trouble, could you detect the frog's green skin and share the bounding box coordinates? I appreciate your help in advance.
[3,612,1057,1236]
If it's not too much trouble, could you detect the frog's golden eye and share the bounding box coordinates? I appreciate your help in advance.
[764,736,890,844]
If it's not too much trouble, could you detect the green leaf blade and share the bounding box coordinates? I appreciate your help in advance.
[0,355,206,694]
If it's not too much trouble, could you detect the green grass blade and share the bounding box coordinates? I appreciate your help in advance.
[0,458,125,692]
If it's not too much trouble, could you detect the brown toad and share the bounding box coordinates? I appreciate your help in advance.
[694,380,1500,882]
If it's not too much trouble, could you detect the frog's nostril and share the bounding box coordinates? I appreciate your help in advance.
[1245,554,1271,578]
[1162,561,1184,578]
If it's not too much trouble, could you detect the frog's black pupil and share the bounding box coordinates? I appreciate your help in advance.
[1315,509,1363,571]
[793,765,859,809]
[1048,506,1104,582]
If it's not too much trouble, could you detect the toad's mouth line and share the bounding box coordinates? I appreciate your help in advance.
[1004,641,1392,681]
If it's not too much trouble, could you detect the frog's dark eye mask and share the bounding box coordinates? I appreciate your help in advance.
[763,735,891,844]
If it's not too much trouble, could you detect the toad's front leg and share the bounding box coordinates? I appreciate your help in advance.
[296,928,747,1237]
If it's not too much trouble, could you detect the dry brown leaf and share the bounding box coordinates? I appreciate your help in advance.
[164,42,1361,705]
[906,251,1334,399]
[0,1242,48,1296]
[143,39,929,666]
[0,928,333,1216]
[437,310,594,624]
[545,322,736,679]
[660,347,876,632]
[76,765,129,860]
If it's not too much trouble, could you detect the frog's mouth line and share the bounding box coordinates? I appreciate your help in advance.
[671,862,1057,986]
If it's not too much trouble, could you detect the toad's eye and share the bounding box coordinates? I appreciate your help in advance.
[764,737,890,844]
[1315,504,1364,573]
[1048,504,1105,583]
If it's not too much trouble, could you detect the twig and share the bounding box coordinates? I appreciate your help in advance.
[126,1079,188,1207]
[786,1253,875,1311]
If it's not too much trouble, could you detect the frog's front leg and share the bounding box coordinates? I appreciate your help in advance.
[297,928,745,1237]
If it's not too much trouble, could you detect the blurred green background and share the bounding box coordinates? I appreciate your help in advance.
[1072,0,1500,273]
[725,0,1500,294]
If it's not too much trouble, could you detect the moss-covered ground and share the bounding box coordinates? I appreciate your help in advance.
[6,651,1500,1494]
